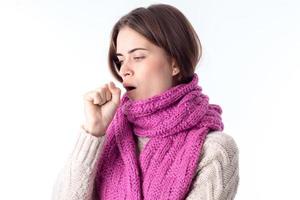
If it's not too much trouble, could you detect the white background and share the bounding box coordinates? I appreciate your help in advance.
[0,0,299,199]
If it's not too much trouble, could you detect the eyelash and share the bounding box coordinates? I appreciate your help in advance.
[133,56,145,61]
[115,56,146,70]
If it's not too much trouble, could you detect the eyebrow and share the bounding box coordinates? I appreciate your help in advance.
[116,48,149,56]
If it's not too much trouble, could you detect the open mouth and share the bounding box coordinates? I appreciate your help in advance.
[125,86,136,92]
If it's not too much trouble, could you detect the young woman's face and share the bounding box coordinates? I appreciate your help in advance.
[116,26,179,100]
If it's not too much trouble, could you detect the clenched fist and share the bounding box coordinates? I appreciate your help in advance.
[81,81,121,137]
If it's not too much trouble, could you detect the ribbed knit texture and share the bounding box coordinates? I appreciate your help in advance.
[94,73,224,200]
[51,129,239,200]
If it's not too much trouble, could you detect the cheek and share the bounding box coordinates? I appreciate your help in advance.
[139,61,173,94]
[143,58,171,76]
[140,63,169,87]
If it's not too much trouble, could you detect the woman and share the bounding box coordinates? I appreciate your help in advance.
[52,4,239,200]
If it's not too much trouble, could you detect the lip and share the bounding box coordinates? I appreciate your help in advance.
[127,88,136,93]
[123,83,135,87]
[122,83,137,92]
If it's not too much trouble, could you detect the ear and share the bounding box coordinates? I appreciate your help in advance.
[172,67,180,76]
[171,59,180,76]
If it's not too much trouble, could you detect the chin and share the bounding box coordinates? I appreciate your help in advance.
[128,95,140,101]
[126,89,155,101]
[127,93,145,101]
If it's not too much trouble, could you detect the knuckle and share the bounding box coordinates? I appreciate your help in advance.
[95,88,105,95]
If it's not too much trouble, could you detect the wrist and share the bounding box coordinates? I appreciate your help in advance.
[81,124,105,137]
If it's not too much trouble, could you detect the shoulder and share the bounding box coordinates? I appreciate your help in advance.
[199,131,239,169]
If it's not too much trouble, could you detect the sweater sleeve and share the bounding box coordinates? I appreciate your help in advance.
[51,126,105,200]
[185,132,239,200]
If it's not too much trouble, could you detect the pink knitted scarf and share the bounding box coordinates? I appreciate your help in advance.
[94,73,224,200]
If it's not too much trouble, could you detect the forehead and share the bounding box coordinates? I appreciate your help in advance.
[116,27,152,53]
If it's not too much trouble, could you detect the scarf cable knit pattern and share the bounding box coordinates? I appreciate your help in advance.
[94,73,224,200]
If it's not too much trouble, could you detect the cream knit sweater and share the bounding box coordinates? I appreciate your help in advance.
[52,128,239,200]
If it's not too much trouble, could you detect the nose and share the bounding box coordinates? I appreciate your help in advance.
[119,60,134,79]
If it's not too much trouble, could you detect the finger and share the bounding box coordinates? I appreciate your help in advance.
[96,84,112,103]
[93,92,102,105]
[108,81,121,104]
[105,87,112,102]
[84,91,103,105]
[83,91,94,102]
[94,85,109,105]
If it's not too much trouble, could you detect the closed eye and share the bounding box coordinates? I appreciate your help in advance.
[114,56,145,71]
[134,56,145,61]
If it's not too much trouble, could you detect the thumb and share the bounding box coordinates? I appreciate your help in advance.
[108,81,121,104]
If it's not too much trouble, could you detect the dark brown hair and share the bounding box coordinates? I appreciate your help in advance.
[108,4,202,84]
